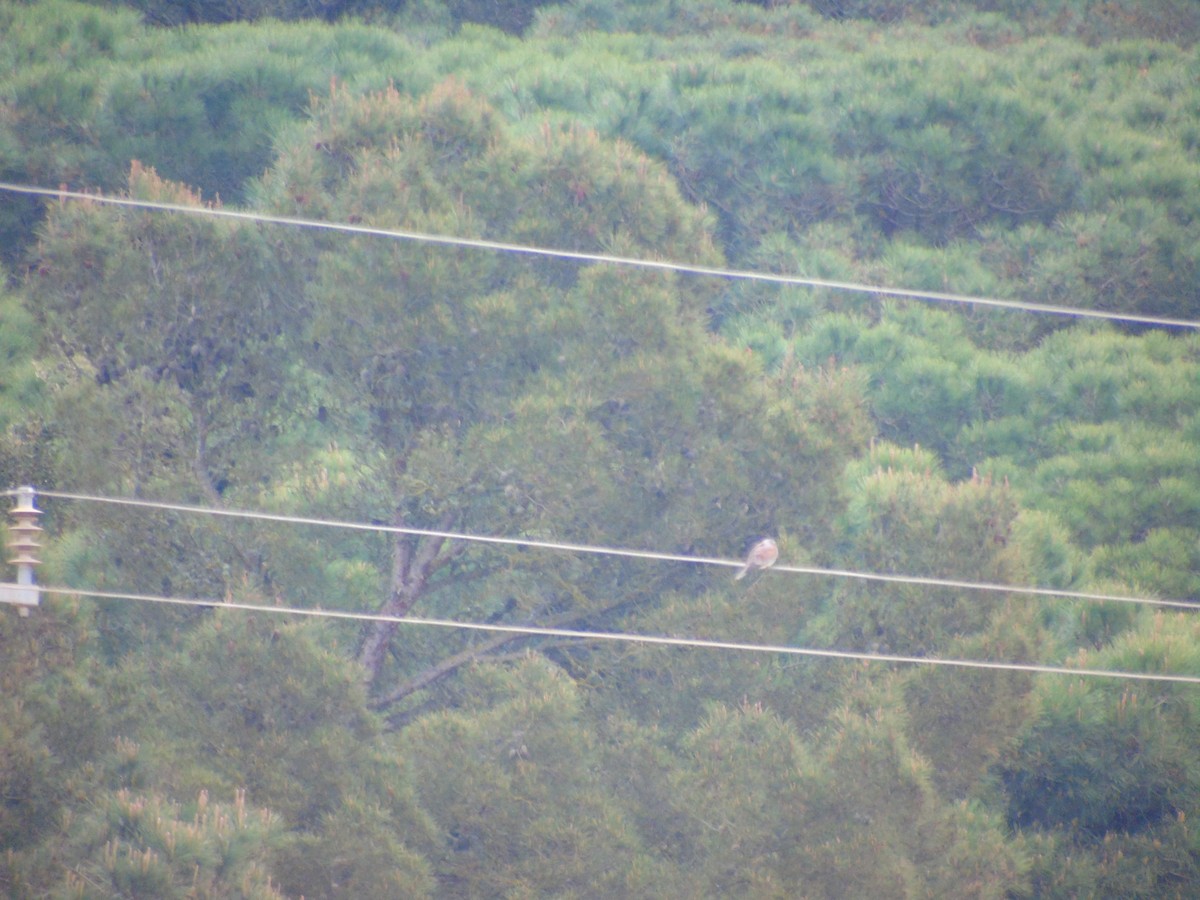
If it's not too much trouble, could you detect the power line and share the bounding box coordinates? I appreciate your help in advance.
[27,488,1200,612]
[3,182,1198,330]
[35,582,1200,686]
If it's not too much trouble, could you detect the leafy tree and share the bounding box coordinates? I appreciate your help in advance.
[983,204,1200,326]
[531,0,822,39]
[641,59,851,258]
[50,787,287,899]
[0,274,49,497]
[0,0,140,264]
[796,305,988,458]
[645,697,1029,896]
[251,80,862,709]
[584,570,840,738]
[0,280,42,432]
[0,598,99,858]
[97,0,372,25]
[1091,528,1200,603]
[806,441,1021,656]
[23,164,317,657]
[401,657,657,895]
[900,600,1044,799]
[795,307,1200,612]
[830,42,1081,245]
[271,797,435,898]
[758,0,1200,44]
[0,1,427,262]
[0,593,131,895]
[1,593,438,896]
[1001,612,1200,896]
[10,3,1200,894]
[81,0,558,32]
[29,164,306,501]
[112,611,438,894]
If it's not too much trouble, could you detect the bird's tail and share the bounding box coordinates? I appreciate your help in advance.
[734,567,748,581]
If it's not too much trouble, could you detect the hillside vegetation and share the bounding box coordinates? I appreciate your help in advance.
[2,1,1200,896]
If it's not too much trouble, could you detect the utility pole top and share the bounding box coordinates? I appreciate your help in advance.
[3,486,42,616]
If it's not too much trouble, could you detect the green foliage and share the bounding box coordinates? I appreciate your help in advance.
[84,0,557,33]
[1006,510,1088,592]
[0,1,429,262]
[0,597,108,855]
[796,308,1200,605]
[533,0,823,39]
[0,278,47,495]
[835,44,1079,244]
[1028,426,1200,549]
[0,598,126,895]
[402,657,654,895]
[0,284,42,431]
[985,205,1200,326]
[54,787,286,899]
[901,601,1044,798]
[530,21,1082,258]
[271,797,435,898]
[1002,613,1200,895]
[772,0,1200,45]
[652,698,1029,896]
[665,702,819,894]
[24,164,324,653]
[122,613,411,826]
[7,2,1200,894]
[256,81,721,456]
[811,441,1022,655]
[648,60,850,257]
[29,164,303,444]
[0,694,58,853]
[803,698,1028,898]
[1091,528,1200,602]
[249,80,866,703]
[796,305,1036,461]
[585,566,835,738]
[0,598,438,896]
[104,0,371,26]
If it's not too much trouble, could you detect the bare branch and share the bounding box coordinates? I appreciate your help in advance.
[371,608,587,716]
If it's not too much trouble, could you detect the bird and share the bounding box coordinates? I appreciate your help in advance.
[734,538,778,580]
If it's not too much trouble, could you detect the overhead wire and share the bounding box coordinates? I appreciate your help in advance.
[19,486,1199,686]
[33,583,1200,686]
[3,177,1198,683]
[3,182,1198,330]
[25,488,1200,612]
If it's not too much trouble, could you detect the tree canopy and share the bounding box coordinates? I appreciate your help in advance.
[3,0,1200,896]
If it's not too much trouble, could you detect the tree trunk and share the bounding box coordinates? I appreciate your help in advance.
[357,510,454,686]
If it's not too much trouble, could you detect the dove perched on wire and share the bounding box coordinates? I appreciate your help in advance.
[734,538,778,581]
